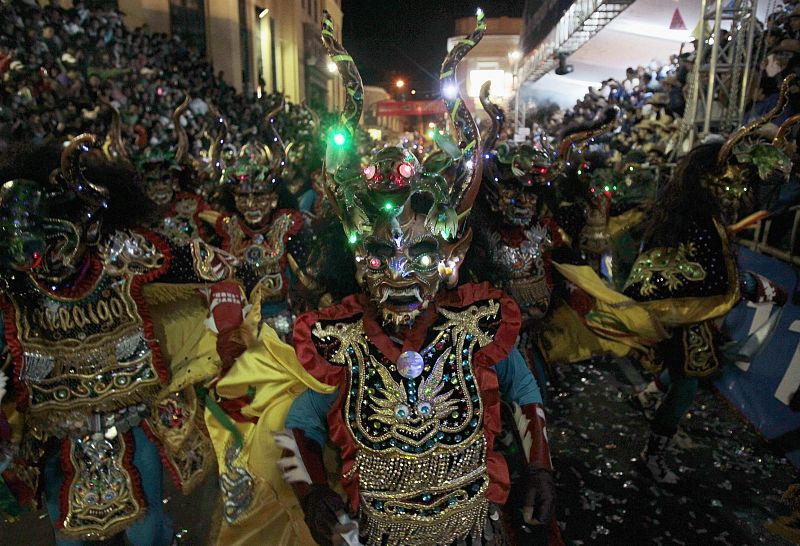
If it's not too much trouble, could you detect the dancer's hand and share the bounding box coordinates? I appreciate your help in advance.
[299,484,355,546]
[521,467,556,526]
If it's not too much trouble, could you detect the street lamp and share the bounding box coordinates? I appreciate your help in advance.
[395,79,405,89]
[411,89,416,95]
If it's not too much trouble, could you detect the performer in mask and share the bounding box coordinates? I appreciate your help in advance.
[280,11,562,546]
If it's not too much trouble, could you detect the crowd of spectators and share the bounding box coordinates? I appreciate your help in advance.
[537,2,800,154]
[525,1,800,255]
[0,0,313,158]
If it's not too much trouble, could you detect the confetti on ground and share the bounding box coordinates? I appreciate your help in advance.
[549,360,795,545]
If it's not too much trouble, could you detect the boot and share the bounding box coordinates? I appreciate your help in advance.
[766,484,800,544]
[639,431,679,484]
[628,381,664,421]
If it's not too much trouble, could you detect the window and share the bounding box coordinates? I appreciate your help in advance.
[169,0,206,55]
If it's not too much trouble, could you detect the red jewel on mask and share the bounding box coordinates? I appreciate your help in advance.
[398,163,414,178]
[368,257,381,269]
[533,166,548,175]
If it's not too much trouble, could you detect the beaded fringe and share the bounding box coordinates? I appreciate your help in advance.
[351,435,486,492]
[360,496,489,546]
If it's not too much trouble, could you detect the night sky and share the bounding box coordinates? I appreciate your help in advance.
[341,0,524,94]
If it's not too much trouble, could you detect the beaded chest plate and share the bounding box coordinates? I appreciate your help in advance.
[6,234,164,428]
[223,212,296,300]
[312,300,503,545]
[157,196,202,244]
[490,224,552,319]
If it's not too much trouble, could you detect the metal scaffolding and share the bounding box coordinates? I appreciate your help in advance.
[683,0,761,146]
[515,0,635,128]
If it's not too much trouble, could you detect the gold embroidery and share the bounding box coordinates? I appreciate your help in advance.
[147,389,214,494]
[219,441,256,524]
[190,239,235,282]
[624,242,707,296]
[360,488,489,546]
[12,258,161,425]
[226,213,295,299]
[312,300,501,545]
[61,434,142,540]
[683,323,719,377]
[311,320,369,366]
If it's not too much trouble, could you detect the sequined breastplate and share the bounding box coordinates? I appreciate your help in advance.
[157,195,203,244]
[312,301,502,546]
[491,224,552,319]
[6,233,164,432]
[223,212,296,300]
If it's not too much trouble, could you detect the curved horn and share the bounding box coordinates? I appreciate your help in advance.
[440,8,486,216]
[719,73,796,166]
[265,93,289,178]
[773,112,800,148]
[173,95,198,169]
[321,11,363,131]
[557,106,619,159]
[60,133,109,212]
[479,80,504,153]
[101,99,129,162]
[206,101,228,179]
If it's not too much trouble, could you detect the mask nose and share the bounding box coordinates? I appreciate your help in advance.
[387,257,409,280]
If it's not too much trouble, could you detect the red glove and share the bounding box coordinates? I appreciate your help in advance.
[519,403,557,531]
[278,429,354,546]
[520,403,552,470]
[207,281,246,371]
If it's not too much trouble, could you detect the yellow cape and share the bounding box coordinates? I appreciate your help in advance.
[539,262,668,364]
[204,288,335,546]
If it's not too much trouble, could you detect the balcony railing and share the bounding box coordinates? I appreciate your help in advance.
[519,0,635,85]
[737,206,800,267]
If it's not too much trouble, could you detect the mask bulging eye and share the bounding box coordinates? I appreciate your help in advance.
[418,401,432,418]
[398,163,414,178]
[416,254,435,269]
[395,403,410,420]
[363,165,376,180]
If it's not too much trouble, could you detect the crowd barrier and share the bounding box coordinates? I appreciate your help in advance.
[717,242,800,467]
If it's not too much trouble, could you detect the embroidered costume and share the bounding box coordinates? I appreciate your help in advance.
[0,135,229,544]
[276,11,562,546]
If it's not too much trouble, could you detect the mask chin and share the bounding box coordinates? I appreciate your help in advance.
[243,210,266,225]
[369,281,439,329]
[147,187,174,206]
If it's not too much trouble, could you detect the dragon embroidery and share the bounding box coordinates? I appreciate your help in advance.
[368,349,459,432]
[625,242,707,297]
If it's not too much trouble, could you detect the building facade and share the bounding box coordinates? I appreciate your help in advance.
[78,0,345,111]
[446,16,522,125]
